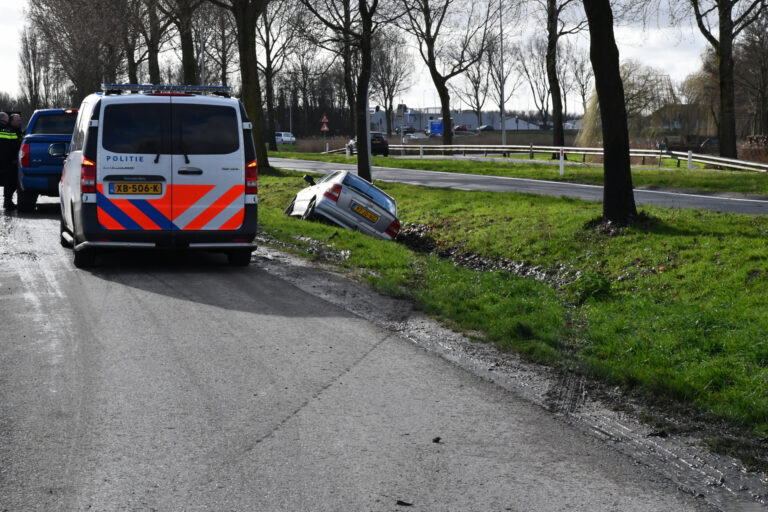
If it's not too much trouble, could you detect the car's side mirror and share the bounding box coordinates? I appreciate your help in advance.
[303,174,316,186]
[48,142,68,158]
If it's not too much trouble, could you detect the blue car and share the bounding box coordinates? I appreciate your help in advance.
[17,108,78,212]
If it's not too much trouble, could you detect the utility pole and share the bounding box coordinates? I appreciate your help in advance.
[499,0,506,145]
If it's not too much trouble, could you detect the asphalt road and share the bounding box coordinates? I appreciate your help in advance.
[0,202,718,511]
[270,158,768,215]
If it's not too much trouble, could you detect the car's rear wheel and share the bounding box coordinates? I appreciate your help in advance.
[301,198,316,221]
[228,249,252,266]
[17,191,37,213]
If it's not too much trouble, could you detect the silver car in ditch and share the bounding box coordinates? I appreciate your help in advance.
[285,170,400,241]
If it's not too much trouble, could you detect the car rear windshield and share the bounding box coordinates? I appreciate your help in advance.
[102,103,239,155]
[29,113,77,135]
[103,103,171,154]
[342,174,396,216]
[173,104,239,155]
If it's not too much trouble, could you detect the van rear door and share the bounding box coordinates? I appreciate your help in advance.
[97,97,174,230]
[169,97,244,231]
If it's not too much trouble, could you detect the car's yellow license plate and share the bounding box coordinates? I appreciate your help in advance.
[110,183,162,195]
[352,202,378,223]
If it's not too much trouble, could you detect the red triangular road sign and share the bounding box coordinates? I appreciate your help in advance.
[320,114,329,123]
[320,123,329,132]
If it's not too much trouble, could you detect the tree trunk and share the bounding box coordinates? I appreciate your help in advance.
[147,0,162,83]
[718,12,737,158]
[179,7,198,85]
[343,39,357,133]
[234,2,269,168]
[582,0,637,223]
[547,0,564,147]
[265,63,278,151]
[355,4,373,182]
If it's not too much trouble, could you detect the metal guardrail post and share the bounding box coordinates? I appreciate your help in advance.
[559,147,564,176]
[419,146,423,158]
[345,145,350,159]
[529,143,534,159]
[688,151,692,171]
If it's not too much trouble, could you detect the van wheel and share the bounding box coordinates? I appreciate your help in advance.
[73,247,96,268]
[301,198,316,221]
[228,249,252,266]
[59,217,72,248]
[17,191,37,213]
[72,218,96,268]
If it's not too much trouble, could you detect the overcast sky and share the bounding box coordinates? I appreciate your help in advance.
[0,0,706,114]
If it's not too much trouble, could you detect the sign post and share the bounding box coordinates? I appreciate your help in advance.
[320,113,330,152]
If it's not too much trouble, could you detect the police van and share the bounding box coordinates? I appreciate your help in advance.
[54,84,258,268]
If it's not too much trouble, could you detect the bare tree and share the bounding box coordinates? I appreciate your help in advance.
[450,37,491,128]
[681,0,766,157]
[258,0,303,150]
[400,0,496,145]
[516,37,551,127]
[582,0,637,223]
[207,0,273,169]
[556,39,575,119]
[536,0,587,145]
[204,5,239,86]
[159,0,204,85]
[28,0,125,103]
[570,46,593,114]
[371,27,415,135]
[735,11,768,135]
[487,35,523,131]
[19,26,45,110]
[300,0,400,181]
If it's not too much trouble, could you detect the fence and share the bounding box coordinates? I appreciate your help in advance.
[326,143,768,173]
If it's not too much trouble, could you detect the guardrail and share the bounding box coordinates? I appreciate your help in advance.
[325,143,768,173]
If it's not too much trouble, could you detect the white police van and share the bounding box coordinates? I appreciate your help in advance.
[55,84,259,268]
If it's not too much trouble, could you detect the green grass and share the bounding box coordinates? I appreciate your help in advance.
[260,166,768,436]
[268,151,768,195]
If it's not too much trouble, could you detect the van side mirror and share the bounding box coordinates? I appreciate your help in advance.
[48,142,68,158]
[303,174,316,186]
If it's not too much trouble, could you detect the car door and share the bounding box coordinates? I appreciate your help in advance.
[97,96,174,230]
[169,97,244,231]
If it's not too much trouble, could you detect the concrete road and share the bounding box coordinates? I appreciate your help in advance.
[0,203,716,511]
[270,158,768,215]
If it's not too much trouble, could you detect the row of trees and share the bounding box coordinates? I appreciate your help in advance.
[16,0,767,222]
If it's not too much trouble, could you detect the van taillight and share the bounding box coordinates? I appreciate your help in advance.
[81,157,96,194]
[324,184,342,202]
[245,159,258,194]
[385,219,400,238]
[20,143,30,168]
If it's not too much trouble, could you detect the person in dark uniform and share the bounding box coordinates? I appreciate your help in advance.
[0,112,22,210]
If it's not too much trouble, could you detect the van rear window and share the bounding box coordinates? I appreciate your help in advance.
[30,113,77,135]
[103,104,170,154]
[173,104,239,155]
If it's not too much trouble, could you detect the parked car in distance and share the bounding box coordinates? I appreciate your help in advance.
[284,170,400,241]
[275,131,296,144]
[347,132,389,156]
[395,126,416,134]
[454,124,468,131]
[476,124,494,131]
[16,108,79,212]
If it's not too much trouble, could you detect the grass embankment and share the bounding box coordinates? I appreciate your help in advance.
[261,165,768,439]
[269,151,768,196]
